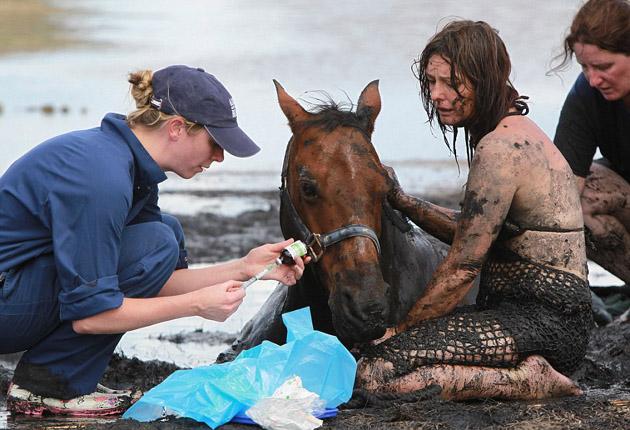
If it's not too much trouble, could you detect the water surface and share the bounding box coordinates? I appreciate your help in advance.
[0,0,583,192]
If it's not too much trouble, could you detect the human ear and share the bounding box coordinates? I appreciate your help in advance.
[167,117,187,140]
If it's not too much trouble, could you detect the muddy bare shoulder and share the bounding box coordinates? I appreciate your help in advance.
[480,129,587,278]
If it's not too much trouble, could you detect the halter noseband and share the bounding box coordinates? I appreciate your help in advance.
[280,137,381,263]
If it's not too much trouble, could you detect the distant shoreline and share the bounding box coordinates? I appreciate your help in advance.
[0,0,78,56]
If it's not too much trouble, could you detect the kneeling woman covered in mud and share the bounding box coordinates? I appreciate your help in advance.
[357,20,593,400]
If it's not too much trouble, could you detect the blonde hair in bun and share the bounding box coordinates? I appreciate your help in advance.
[126,69,201,133]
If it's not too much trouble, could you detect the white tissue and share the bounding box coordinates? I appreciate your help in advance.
[245,376,326,430]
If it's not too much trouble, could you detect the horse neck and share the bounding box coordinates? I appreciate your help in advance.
[379,202,449,325]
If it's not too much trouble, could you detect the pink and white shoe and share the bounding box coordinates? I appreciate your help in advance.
[6,382,141,417]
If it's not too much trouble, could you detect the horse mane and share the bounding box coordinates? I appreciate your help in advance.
[300,95,371,136]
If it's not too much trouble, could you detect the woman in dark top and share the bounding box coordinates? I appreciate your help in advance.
[553,0,630,288]
[356,20,592,400]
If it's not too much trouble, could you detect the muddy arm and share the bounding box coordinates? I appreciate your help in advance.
[388,189,459,244]
[387,180,521,244]
[383,164,459,244]
[388,191,522,244]
[397,138,517,331]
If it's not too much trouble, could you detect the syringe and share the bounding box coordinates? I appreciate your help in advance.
[241,240,308,290]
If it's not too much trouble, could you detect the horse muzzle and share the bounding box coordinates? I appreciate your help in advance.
[327,273,391,343]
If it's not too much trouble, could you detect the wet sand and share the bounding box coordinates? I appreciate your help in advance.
[0,1,81,56]
[1,189,630,429]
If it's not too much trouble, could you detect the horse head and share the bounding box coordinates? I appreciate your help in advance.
[274,80,393,343]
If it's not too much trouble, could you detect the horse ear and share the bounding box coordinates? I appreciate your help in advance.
[273,80,310,128]
[356,80,381,135]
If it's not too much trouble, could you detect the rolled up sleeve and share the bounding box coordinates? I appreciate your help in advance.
[58,274,123,321]
[48,161,131,321]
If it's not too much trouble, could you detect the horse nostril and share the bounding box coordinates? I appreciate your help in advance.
[368,301,387,322]
[340,290,367,322]
[356,299,386,325]
[342,289,353,303]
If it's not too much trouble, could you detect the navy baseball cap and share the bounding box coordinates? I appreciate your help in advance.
[150,65,260,158]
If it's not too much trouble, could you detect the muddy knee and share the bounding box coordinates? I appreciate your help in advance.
[582,164,630,220]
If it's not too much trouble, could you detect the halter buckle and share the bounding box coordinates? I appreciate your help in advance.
[306,233,325,262]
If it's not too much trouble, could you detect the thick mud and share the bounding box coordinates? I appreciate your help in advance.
[2,323,629,429]
[2,189,629,429]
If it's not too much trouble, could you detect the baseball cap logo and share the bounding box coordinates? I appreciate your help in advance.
[149,96,163,110]
[229,98,237,119]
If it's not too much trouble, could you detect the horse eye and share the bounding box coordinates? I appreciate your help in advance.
[300,181,318,199]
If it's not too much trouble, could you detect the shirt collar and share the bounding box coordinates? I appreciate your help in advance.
[101,113,167,186]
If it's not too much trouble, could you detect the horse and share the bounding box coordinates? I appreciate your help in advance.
[218,80,461,362]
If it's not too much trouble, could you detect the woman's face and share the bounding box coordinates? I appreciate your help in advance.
[176,127,225,179]
[426,54,475,126]
[574,42,630,102]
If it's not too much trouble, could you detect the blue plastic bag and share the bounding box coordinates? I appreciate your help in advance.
[123,307,357,428]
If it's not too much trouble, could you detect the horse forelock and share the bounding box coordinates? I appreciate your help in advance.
[295,100,373,141]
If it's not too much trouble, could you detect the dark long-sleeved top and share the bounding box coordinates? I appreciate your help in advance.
[554,73,630,182]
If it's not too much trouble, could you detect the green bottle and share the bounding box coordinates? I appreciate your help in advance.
[277,240,308,265]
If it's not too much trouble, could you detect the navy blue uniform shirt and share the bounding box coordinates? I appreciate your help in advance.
[0,113,167,321]
[554,73,630,182]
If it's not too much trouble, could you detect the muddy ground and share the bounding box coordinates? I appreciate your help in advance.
[1,189,629,429]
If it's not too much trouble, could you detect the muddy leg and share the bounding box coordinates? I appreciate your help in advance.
[582,163,630,284]
[356,355,581,400]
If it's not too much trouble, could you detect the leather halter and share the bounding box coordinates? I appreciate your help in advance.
[280,136,381,263]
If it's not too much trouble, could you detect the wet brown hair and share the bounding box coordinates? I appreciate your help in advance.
[412,20,526,163]
[554,0,630,71]
[126,69,202,133]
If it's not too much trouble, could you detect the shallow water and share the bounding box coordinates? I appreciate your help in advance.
[115,277,280,368]
[0,0,583,185]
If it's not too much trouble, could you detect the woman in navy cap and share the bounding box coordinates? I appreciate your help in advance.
[0,65,307,416]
